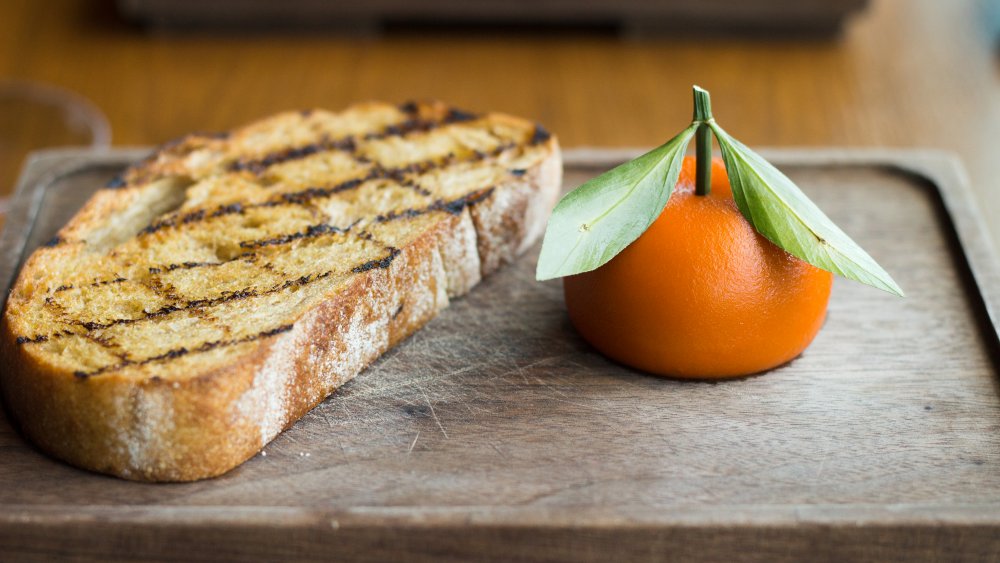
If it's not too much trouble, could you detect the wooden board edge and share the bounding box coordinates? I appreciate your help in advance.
[1,505,998,562]
[3,503,1000,526]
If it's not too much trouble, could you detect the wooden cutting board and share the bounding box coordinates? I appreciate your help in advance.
[1,148,998,562]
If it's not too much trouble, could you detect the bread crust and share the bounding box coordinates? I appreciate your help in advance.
[0,103,561,481]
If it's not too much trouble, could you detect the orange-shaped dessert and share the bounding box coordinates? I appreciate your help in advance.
[563,157,833,379]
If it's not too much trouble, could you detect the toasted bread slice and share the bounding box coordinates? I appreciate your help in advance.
[0,101,561,481]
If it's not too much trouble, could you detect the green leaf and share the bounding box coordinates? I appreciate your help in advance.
[535,123,698,281]
[709,122,904,296]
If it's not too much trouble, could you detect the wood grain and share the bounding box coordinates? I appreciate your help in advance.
[0,149,998,561]
[0,0,999,241]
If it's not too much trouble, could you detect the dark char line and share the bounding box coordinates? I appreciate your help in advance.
[227,107,479,175]
[73,324,295,379]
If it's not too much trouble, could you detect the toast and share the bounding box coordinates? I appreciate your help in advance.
[0,101,561,481]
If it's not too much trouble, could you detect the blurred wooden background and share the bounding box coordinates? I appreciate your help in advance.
[1,0,998,240]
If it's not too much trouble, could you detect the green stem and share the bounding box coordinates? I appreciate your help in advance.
[695,124,712,196]
[692,86,713,196]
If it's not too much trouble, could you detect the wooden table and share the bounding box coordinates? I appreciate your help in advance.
[1,0,998,237]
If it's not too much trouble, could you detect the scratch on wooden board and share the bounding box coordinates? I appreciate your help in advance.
[443,364,480,379]
[420,387,449,439]
[535,393,597,411]
[331,400,360,425]
[407,431,420,454]
[503,356,559,386]
[345,368,470,400]
[512,356,560,377]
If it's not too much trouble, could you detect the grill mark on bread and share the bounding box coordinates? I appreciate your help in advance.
[148,261,223,275]
[47,278,131,300]
[260,142,511,207]
[136,141,515,238]
[73,324,296,379]
[530,124,551,145]
[230,136,357,174]
[90,277,127,287]
[70,268,339,332]
[23,241,400,342]
[143,271,184,302]
[229,109,480,175]
[237,223,348,251]
[352,247,401,273]
[15,334,49,344]
[402,182,433,197]
[55,221,351,294]
[140,204,244,236]
[105,176,127,189]
[444,108,478,123]
[374,187,495,223]
[211,203,244,217]
[261,176,369,208]
[397,101,475,123]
